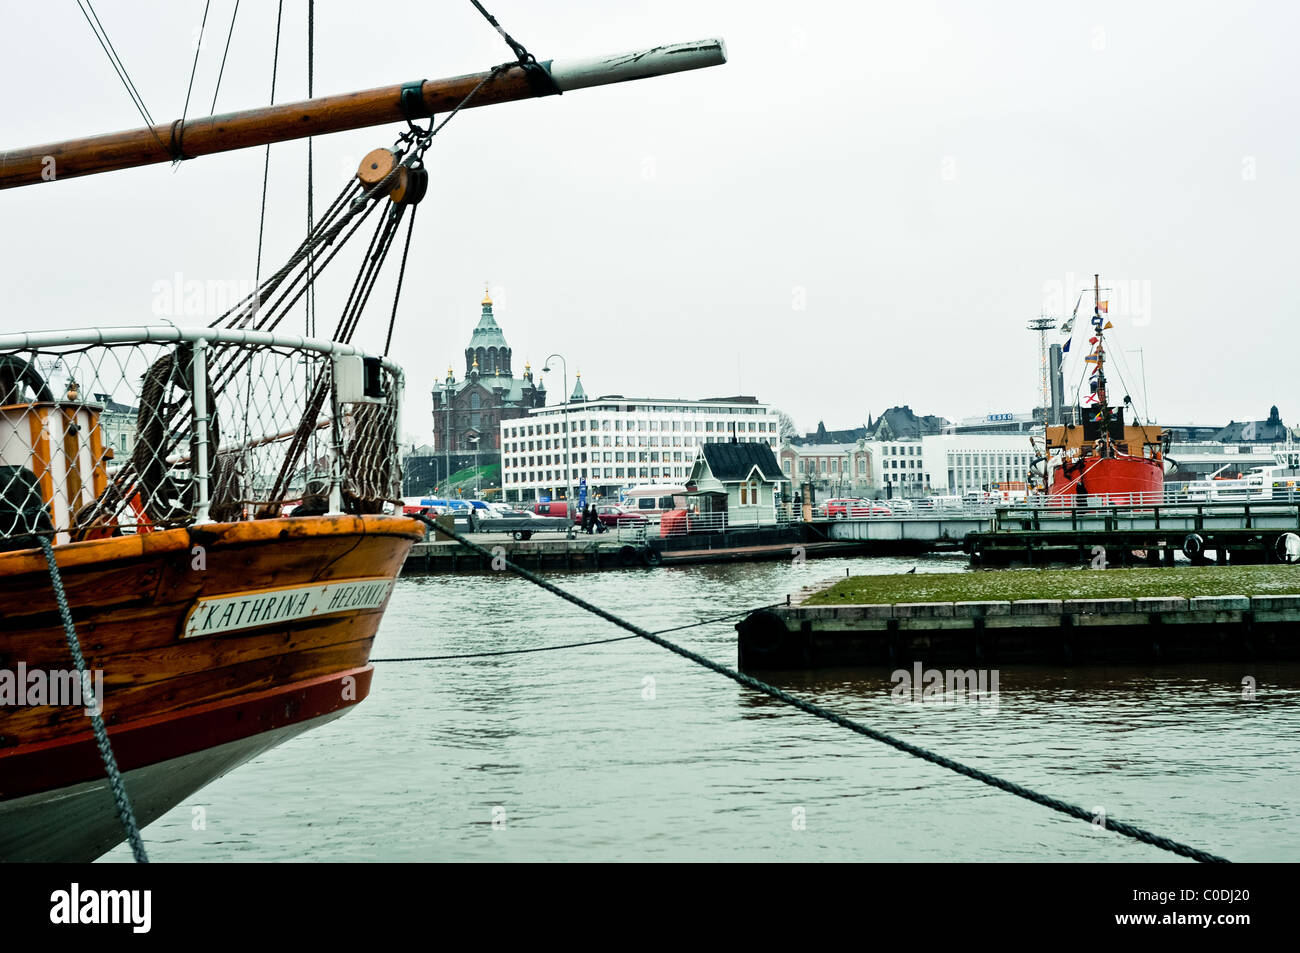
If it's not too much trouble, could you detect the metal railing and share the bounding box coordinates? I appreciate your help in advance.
[812,503,999,521]
[798,485,1300,521]
[656,507,798,537]
[991,499,1300,535]
[0,326,404,544]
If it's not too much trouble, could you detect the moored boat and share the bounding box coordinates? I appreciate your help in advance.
[1045,275,1167,504]
[0,327,420,861]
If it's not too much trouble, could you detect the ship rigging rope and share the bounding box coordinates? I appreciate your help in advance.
[370,603,786,662]
[414,514,1232,864]
[306,0,317,340]
[177,0,212,159]
[74,0,171,158]
[469,0,562,95]
[208,0,240,115]
[38,537,149,863]
[253,0,285,293]
[383,206,418,356]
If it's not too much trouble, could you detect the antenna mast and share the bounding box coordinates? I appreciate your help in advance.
[1027,316,1055,430]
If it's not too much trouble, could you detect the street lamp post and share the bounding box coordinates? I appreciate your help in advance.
[441,379,452,496]
[470,435,480,497]
[543,353,573,510]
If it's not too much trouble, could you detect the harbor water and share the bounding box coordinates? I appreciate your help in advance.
[105,556,1300,862]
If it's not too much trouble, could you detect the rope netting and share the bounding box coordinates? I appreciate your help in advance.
[0,335,402,546]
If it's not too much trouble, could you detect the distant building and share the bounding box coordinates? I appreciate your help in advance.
[865,406,950,441]
[779,442,872,495]
[943,411,1040,435]
[865,438,930,494]
[431,290,548,469]
[92,391,137,457]
[790,421,867,446]
[499,391,779,503]
[919,434,1037,495]
[1210,406,1288,443]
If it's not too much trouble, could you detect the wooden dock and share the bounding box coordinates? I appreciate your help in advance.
[735,594,1300,670]
[403,536,641,573]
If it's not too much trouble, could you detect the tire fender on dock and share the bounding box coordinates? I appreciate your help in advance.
[1276,532,1300,564]
[735,609,795,669]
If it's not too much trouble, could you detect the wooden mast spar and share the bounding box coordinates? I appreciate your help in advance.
[0,39,726,190]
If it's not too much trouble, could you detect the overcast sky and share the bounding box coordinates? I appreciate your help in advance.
[3,1,1297,438]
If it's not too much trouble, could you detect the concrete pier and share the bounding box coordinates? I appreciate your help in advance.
[735,594,1300,669]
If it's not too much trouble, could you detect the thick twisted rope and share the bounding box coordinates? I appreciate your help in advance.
[39,536,148,863]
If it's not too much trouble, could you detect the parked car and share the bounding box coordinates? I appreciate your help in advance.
[888,499,914,513]
[532,500,578,523]
[825,498,892,518]
[594,504,648,529]
[476,507,572,540]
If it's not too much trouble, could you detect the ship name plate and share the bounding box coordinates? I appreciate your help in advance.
[182,578,394,638]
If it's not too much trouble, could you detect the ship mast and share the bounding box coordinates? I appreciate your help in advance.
[0,40,725,190]
[1091,272,1113,457]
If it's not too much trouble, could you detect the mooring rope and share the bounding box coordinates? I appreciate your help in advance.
[414,515,1230,864]
[371,603,784,663]
[38,537,148,863]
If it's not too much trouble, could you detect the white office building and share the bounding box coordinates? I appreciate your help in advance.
[864,439,930,494]
[920,433,1040,494]
[499,388,780,503]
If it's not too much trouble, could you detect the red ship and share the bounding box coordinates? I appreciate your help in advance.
[1045,275,1167,503]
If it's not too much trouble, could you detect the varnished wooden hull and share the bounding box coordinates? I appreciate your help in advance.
[0,514,423,861]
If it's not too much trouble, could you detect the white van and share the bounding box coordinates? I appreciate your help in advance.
[621,484,689,522]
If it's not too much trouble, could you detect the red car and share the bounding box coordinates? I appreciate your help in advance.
[533,500,579,523]
[594,504,649,528]
[825,498,891,518]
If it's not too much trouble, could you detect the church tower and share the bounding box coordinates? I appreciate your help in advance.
[464,285,512,379]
